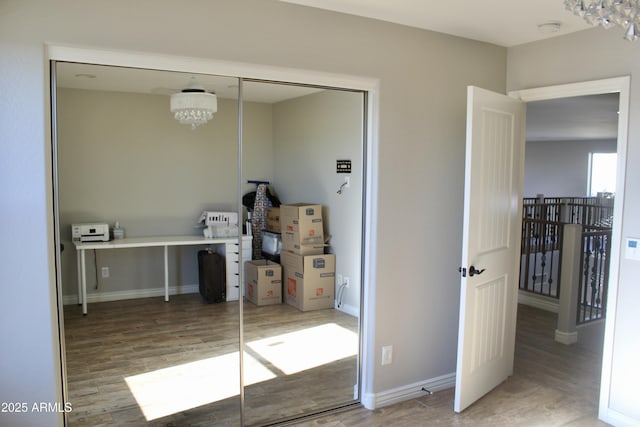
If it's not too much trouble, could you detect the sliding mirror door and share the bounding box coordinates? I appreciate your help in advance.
[54,62,244,425]
[240,80,365,426]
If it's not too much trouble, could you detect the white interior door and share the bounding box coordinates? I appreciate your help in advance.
[454,86,525,412]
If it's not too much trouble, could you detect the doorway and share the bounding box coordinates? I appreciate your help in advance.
[510,76,630,420]
[49,47,377,426]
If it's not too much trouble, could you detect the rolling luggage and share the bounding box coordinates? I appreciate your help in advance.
[198,250,226,303]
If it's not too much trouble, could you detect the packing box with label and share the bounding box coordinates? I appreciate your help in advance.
[280,238,325,256]
[266,207,280,233]
[280,203,324,243]
[281,252,335,311]
[244,260,282,306]
[280,203,322,220]
[280,203,324,255]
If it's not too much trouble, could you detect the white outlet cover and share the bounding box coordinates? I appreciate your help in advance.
[381,345,393,365]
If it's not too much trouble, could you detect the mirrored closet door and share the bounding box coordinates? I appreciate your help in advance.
[52,61,366,426]
[240,80,365,425]
[54,62,243,425]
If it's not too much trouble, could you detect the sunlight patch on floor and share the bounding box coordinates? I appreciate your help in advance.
[247,322,358,375]
[124,322,357,421]
[125,352,274,421]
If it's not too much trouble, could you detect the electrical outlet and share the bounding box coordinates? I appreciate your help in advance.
[101,267,110,278]
[344,277,350,288]
[344,176,350,188]
[381,345,393,365]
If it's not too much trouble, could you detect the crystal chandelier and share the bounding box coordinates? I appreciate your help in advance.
[170,78,217,130]
[564,0,640,41]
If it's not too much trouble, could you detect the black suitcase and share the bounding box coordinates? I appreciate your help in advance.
[198,250,226,303]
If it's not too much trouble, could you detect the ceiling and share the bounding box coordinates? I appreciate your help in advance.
[280,0,593,47]
[55,62,322,104]
[55,2,619,143]
[526,94,619,142]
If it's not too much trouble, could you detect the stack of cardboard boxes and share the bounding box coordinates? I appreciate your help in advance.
[243,202,335,312]
[279,203,335,311]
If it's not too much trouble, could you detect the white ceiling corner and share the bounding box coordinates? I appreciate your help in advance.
[279,0,592,47]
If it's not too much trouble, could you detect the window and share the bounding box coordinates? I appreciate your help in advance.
[588,152,617,196]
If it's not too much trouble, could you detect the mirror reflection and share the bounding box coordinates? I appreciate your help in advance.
[241,80,364,425]
[54,62,364,426]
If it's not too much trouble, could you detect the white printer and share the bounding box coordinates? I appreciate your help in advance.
[72,223,110,242]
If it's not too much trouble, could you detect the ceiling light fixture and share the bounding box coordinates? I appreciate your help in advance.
[170,77,217,130]
[564,0,640,41]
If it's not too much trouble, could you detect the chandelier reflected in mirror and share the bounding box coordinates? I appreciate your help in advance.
[564,0,640,41]
[170,77,218,130]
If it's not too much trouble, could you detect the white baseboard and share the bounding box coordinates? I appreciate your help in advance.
[335,301,360,318]
[554,329,578,345]
[63,284,199,305]
[361,372,456,410]
[518,291,559,313]
[599,408,640,427]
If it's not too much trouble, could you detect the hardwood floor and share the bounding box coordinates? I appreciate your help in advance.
[63,294,358,426]
[64,297,607,426]
[302,304,608,427]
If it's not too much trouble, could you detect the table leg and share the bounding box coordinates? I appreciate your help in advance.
[164,245,169,302]
[80,249,87,315]
[76,249,82,305]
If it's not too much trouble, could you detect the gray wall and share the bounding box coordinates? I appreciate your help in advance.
[57,88,273,299]
[273,89,364,315]
[524,139,617,197]
[508,27,640,423]
[0,0,506,425]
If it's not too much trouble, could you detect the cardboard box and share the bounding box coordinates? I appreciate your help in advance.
[280,203,324,244]
[280,252,335,311]
[244,260,282,306]
[280,220,324,244]
[280,237,325,255]
[266,207,280,233]
[280,203,322,220]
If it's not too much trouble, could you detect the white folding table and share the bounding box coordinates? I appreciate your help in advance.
[74,235,251,315]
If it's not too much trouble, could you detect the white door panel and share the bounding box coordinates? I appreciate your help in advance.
[454,86,525,412]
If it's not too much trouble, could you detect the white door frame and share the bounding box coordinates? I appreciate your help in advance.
[509,76,630,426]
[46,44,380,418]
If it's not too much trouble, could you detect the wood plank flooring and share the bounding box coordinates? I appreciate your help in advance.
[64,298,608,426]
[63,294,358,426]
[302,304,608,427]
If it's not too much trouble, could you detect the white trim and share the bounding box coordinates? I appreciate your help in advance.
[510,76,630,426]
[554,329,578,345]
[360,82,380,407]
[599,409,640,427]
[361,373,456,410]
[508,77,628,101]
[335,301,360,318]
[47,43,380,413]
[46,44,378,92]
[518,291,559,313]
[62,284,199,305]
